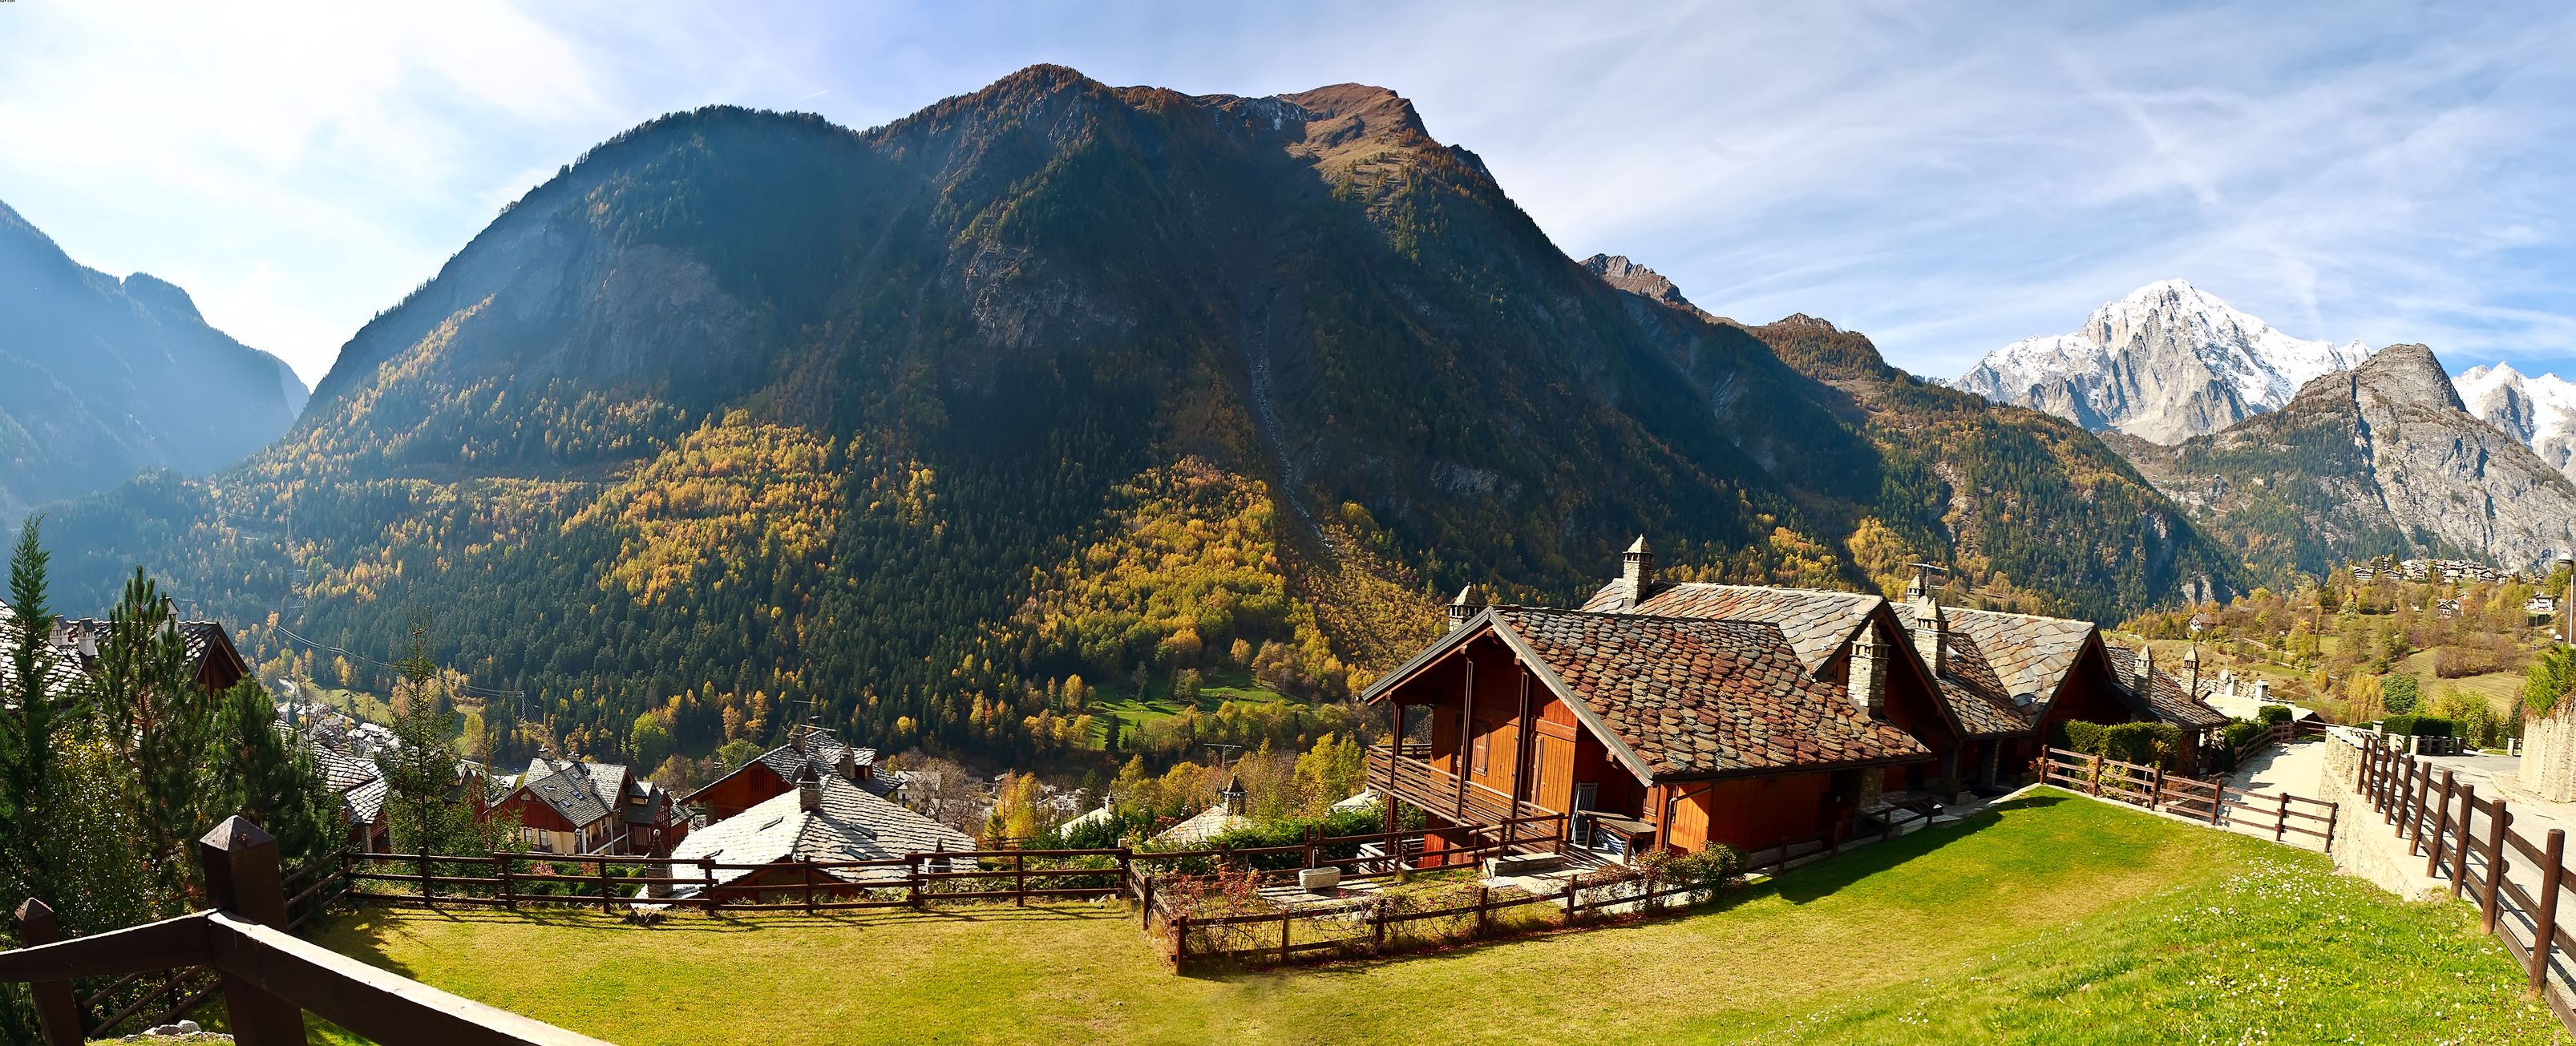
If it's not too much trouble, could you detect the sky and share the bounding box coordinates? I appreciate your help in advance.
[2,0,2570,386]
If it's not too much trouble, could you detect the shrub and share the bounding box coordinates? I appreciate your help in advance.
[2409,717,2454,738]
[2381,714,2416,736]
[2059,720,2108,754]
[2222,719,2267,749]
[2101,721,2181,766]
[2257,705,2294,726]
[2380,674,2420,713]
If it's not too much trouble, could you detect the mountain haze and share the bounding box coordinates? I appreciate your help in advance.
[49,67,2236,770]
[2117,343,2576,579]
[1955,280,2372,445]
[0,201,308,524]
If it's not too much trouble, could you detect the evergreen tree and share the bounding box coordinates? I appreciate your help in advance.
[212,676,338,866]
[83,570,217,897]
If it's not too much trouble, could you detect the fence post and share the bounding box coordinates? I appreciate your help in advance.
[497,852,516,912]
[1140,874,1156,929]
[908,854,924,910]
[1118,846,1133,902]
[598,861,613,915]
[2409,764,2435,854]
[14,899,83,1046]
[1829,818,1846,857]
[1372,899,1389,952]
[702,857,721,915]
[1280,910,1293,967]
[2275,794,2289,843]
[1304,826,1318,870]
[1016,852,1028,908]
[2484,802,2512,935]
[1474,885,1490,938]
[2089,753,2103,796]
[1171,914,1189,971]
[2149,765,2164,812]
[803,862,819,915]
[2533,829,2566,997]
[197,817,308,1046]
[419,843,434,911]
[2427,771,2456,879]
[1563,878,1579,924]
[2451,786,2473,901]
[2207,779,2224,826]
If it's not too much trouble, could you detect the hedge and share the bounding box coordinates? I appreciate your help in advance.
[2257,705,2293,726]
[2056,719,2183,766]
[2380,715,2455,738]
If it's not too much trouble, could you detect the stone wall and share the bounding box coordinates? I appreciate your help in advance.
[2524,709,2576,802]
[2316,733,2447,901]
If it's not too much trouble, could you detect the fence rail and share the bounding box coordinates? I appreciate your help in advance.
[2039,747,2335,850]
[2351,733,2576,1032]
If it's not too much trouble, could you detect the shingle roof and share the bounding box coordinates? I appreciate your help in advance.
[1581,582,1878,673]
[0,603,100,702]
[2102,647,2231,729]
[1940,608,2095,704]
[1493,608,1930,780]
[682,727,881,806]
[668,774,977,890]
[1924,630,2036,738]
[514,757,629,828]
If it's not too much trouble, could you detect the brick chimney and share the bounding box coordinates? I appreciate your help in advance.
[1847,633,1889,717]
[1446,585,1486,632]
[1620,535,1654,608]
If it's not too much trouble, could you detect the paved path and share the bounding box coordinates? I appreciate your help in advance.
[2226,737,2328,798]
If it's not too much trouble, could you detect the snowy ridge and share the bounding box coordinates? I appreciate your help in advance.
[2458,363,2576,479]
[1952,279,2372,444]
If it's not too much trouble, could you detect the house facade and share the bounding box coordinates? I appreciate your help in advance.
[1361,539,2229,865]
[485,756,687,856]
[681,726,887,823]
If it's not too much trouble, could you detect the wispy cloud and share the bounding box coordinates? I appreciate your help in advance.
[1,1,2569,382]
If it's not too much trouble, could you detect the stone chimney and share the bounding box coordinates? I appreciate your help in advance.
[797,766,822,812]
[2135,647,2156,692]
[836,748,859,782]
[2182,644,2201,693]
[2254,677,2270,704]
[1221,777,1246,816]
[1446,585,1486,632]
[1847,634,1889,717]
[1903,563,1945,673]
[1619,535,1654,608]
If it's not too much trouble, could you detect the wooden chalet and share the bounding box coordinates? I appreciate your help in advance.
[680,726,887,823]
[1361,539,2230,865]
[484,756,687,857]
[2,599,253,701]
[657,764,974,903]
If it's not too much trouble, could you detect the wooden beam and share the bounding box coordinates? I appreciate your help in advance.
[1455,650,1478,818]
[0,910,212,982]
[206,914,614,1046]
[12,899,87,1046]
[198,816,306,1046]
[1512,669,1534,808]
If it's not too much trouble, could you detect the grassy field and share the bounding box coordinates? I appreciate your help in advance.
[301,790,2558,1044]
[1086,667,1296,743]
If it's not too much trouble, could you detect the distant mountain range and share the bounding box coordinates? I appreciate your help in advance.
[1953,280,2372,445]
[44,67,2238,770]
[2457,363,2576,479]
[0,200,307,525]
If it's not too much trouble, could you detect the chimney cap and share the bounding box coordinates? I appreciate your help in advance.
[1452,584,1485,607]
[1625,535,1650,555]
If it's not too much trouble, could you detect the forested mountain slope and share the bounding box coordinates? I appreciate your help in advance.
[47,67,2234,770]
[0,201,307,525]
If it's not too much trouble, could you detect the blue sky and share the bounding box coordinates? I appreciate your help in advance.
[2,1,2570,386]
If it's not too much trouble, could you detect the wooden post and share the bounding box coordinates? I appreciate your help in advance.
[1016,852,1028,907]
[2483,801,2512,935]
[1829,818,1845,857]
[2428,771,2456,879]
[702,857,720,915]
[2089,753,2103,796]
[597,862,613,915]
[2209,780,2224,826]
[803,862,819,915]
[2409,761,2432,847]
[197,817,308,1046]
[2532,829,2566,997]
[497,853,516,912]
[419,844,434,910]
[1140,874,1156,929]
[1171,914,1189,971]
[1280,910,1293,967]
[908,854,924,910]
[2451,786,2474,901]
[1372,899,1388,952]
[1563,877,1579,924]
[2149,765,2165,813]
[1455,656,1478,818]
[14,899,83,1046]
[2275,793,2290,843]
[1474,884,1491,938]
[1304,826,1317,870]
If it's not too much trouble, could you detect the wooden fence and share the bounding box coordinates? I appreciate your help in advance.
[2039,747,2336,851]
[1738,798,1941,878]
[2352,733,2576,1030]
[2,817,605,1046]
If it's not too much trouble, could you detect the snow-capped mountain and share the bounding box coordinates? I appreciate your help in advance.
[1952,280,2374,444]
[2457,363,2576,479]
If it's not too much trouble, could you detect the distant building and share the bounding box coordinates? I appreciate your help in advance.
[656,766,975,903]
[679,726,891,823]
[485,756,686,856]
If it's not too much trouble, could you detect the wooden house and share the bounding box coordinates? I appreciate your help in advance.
[485,756,687,857]
[680,726,886,823]
[656,765,974,903]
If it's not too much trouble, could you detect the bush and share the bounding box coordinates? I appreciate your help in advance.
[2060,720,2108,754]
[2381,714,2416,736]
[2101,721,2181,766]
[2380,674,2420,713]
[2409,717,2454,738]
[2222,719,2267,749]
[2257,704,2294,726]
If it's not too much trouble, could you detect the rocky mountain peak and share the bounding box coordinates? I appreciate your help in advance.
[2342,342,2465,412]
[1580,253,1690,308]
[1953,279,2373,445]
[2457,361,2576,479]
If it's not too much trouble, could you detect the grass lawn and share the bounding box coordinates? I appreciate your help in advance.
[302,790,2558,1044]
[1087,667,1296,744]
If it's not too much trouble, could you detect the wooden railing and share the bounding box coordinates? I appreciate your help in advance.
[2232,721,2296,768]
[1366,745,1561,841]
[1,817,607,1046]
[2039,747,2335,850]
[1737,798,1941,879]
[2352,733,2576,1030]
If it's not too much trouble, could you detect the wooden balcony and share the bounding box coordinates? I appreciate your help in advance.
[1368,745,1563,849]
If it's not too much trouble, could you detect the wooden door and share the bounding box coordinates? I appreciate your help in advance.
[1533,733,1574,813]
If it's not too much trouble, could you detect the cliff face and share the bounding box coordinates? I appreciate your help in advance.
[2126,343,2576,577]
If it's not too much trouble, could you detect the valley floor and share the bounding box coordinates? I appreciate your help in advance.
[305,790,2554,1044]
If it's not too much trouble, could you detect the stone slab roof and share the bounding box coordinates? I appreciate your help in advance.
[1925,630,2036,738]
[669,774,976,890]
[1939,607,2095,704]
[514,757,629,828]
[2102,647,2231,729]
[1580,582,1878,674]
[1493,608,1930,780]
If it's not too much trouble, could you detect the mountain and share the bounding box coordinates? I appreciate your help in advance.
[2116,343,2576,578]
[46,67,2236,773]
[2457,363,2576,479]
[1954,280,2373,445]
[0,200,308,524]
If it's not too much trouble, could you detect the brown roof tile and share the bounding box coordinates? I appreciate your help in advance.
[1582,581,1878,673]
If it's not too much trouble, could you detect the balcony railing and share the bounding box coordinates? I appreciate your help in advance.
[1368,744,1563,850]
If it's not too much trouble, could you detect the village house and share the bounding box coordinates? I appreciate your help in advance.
[2,598,253,701]
[680,726,892,822]
[1359,539,2227,865]
[484,755,687,856]
[656,761,976,903]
